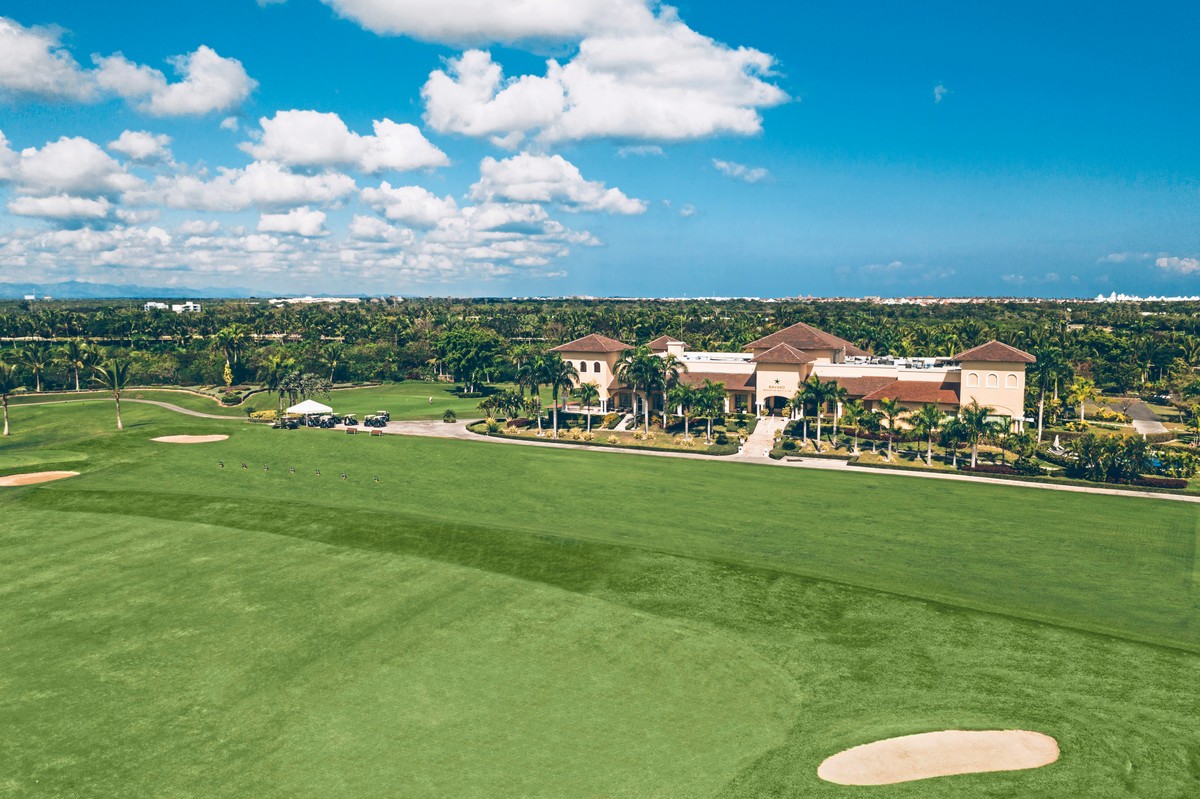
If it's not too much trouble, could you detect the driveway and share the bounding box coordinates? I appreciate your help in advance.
[1118,398,1169,436]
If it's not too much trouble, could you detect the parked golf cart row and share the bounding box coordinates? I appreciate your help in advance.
[272,411,389,430]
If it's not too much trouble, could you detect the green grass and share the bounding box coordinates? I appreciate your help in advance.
[2,401,1200,797]
[8,381,544,422]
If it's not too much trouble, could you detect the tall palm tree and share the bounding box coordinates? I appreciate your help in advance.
[0,361,22,436]
[1030,347,1067,442]
[258,353,296,421]
[911,403,945,466]
[694,380,726,443]
[958,399,996,468]
[941,416,968,468]
[575,381,600,432]
[1068,377,1099,423]
[657,352,686,429]
[524,395,543,434]
[877,397,908,461]
[59,338,90,392]
[668,382,698,438]
[826,381,849,440]
[91,358,131,431]
[615,346,661,433]
[841,399,867,454]
[541,353,578,438]
[323,342,345,383]
[18,343,50,393]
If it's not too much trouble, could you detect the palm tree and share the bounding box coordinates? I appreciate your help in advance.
[841,399,867,454]
[941,416,968,468]
[668,382,698,439]
[59,338,90,392]
[958,399,996,468]
[18,343,50,393]
[1068,377,1099,423]
[657,353,686,429]
[91,358,131,431]
[515,358,540,400]
[694,380,726,443]
[911,403,945,466]
[615,346,661,433]
[575,381,600,432]
[541,353,578,438]
[804,376,837,452]
[877,397,908,461]
[258,354,296,421]
[323,342,345,383]
[826,381,849,441]
[0,361,22,436]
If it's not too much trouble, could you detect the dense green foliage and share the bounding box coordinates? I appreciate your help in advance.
[2,401,1200,795]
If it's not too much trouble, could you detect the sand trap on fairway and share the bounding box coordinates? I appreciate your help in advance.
[0,471,80,487]
[817,729,1059,785]
[151,435,229,444]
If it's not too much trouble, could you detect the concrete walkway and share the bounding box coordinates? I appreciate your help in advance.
[737,416,787,460]
[16,397,238,420]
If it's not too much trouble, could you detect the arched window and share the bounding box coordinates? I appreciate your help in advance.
[967,372,979,387]
[986,373,999,388]
[594,362,601,373]
[580,361,588,372]
[1006,374,1018,389]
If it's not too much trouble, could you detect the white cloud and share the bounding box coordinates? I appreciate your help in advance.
[0,17,95,100]
[318,0,650,44]
[470,153,645,214]
[129,161,356,211]
[8,194,112,220]
[348,214,416,245]
[421,15,786,144]
[108,130,173,163]
[712,158,768,183]
[257,206,329,237]
[178,219,221,236]
[220,116,240,131]
[93,45,256,116]
[933,83,949,103]
[1,135,141,197]
[360,182,459,227]
[242,110,448,173]
[1099,251,1153,263]
[618,145,664,158]
[679,203,696,218]
[1156,256,1200,275]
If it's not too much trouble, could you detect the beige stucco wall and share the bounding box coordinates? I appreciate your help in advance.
[559,351,623,405]
[958,360,1027,422]
[754,364,809,406]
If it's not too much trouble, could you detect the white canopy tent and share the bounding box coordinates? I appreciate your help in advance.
[286,399,333,415]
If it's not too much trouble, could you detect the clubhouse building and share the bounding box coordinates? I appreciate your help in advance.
[551,321,1035,430]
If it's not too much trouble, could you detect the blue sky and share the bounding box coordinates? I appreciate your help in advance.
[0,0,1197,297]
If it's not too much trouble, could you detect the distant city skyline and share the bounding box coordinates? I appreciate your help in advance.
[0,1,1197,297]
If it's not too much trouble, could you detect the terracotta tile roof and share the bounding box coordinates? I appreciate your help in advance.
[550,333,632,353]
[862,380,961,405]
[745,321,871,357]
[819,375,896,399]
[647,335,686,352]
[678,371,756,391]
[749,343,813,364]
[952,340,1036,363]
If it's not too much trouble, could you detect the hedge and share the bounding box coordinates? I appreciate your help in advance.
[468,425,739,457]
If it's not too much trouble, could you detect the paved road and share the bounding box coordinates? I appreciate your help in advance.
[1120,398,1169,436]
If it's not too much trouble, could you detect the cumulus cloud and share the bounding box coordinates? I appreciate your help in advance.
[360,182,459,228]
[8,194,112,220]
[470,153,645,214]
[0,18,256,115]
[1156,256,1200,275]
[712,158,768,183]
[318,0,650,44]
[348,214,415,244]
[241,110,448,173]
[933,83,949,103]
[128,161,356,211]
[107,130,173,163]
[0,17,96,100]
[420,13,786,144]
[257,206,329,237]
[94,45,256,116]
[0,134,140,198]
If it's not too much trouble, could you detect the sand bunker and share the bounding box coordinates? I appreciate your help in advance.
[817,729,1059,785]
[0,471,80,487]
[151,435,229,444]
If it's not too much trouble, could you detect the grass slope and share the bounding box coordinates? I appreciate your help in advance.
[2,402,1199,797]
